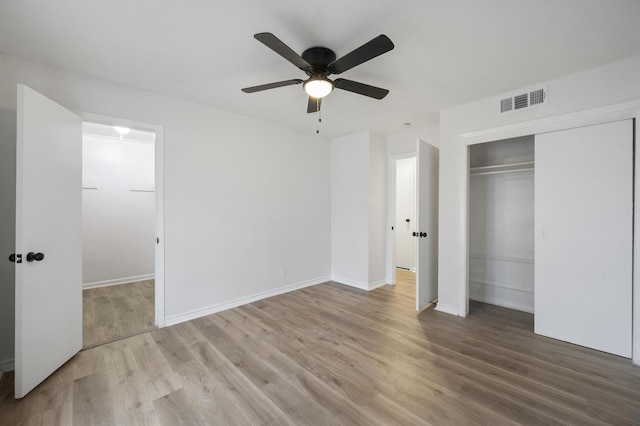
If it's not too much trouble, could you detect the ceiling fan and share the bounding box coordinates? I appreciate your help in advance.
[242,32,394,113]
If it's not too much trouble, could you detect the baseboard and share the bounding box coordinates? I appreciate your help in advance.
[0,357,14,373]
[164,276,330,327]
[331,276,388,291]
[83,274,155,289]
[368,280,387,290]
[434,303,459,316]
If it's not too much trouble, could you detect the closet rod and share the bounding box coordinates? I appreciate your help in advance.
[469,161,535,176]
[470,167,534,176]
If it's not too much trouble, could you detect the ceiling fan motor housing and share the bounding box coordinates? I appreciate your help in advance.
[302,47,336,76]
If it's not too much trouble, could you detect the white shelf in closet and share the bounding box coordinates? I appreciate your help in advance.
[469,161,534,176]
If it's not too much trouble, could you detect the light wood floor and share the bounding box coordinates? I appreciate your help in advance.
[2,272,640,425]
[83,280,155,348]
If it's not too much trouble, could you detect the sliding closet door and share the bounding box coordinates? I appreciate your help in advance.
[535,120,632,357]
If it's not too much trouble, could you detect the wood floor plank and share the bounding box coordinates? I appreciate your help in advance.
[152,388,205,425]
[3,270,640,425]
[184,328,297,426]
[192,316,339,425]
[72,370,115,425]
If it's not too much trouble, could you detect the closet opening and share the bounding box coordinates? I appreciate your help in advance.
[468,135,535,317]
[81,122,157,347]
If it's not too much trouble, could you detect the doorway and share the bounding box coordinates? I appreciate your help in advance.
[388,154,417,287]
[394,157,416,272]
[81,122,157,347]
[465,121,634,358]
[467,136,535,315]
[387,142,439,311]
[392,155,417,304]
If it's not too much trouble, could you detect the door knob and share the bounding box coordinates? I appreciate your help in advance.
[26,252,45,262]
[9,253,15,262]
[405,218,410,222]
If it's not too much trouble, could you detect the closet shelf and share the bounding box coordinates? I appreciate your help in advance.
[470,161,534,176]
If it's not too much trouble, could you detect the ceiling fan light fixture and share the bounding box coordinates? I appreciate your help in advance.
[304,77,334,99]
[114,126,130,135]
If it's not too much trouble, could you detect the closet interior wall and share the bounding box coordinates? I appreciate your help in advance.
[468,135,535,313]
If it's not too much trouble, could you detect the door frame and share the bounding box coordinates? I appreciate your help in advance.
[457,100,640,365]
[386,152,416,286]
[81,112,165,328]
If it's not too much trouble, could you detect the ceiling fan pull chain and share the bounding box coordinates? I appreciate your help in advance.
[317,102,323,134]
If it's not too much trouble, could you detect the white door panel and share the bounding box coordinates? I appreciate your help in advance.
[15,85,82,397]
[534,120,632,357]
[416,140,439,310]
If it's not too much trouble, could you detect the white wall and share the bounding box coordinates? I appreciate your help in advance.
[331,131,370,285]
[331,130,386,289]
[82,132,155,287]
[438,55,640,316]
[387,125,439,156]
[0,53,331,363]
[368,133,387,285]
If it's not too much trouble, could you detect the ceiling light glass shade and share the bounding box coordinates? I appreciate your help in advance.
[304,77,334,98]
[114,126,130,135]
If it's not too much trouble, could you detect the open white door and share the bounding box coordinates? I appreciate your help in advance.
[15,85,82,398]
[415,140,439,310]
[535,120,632,357]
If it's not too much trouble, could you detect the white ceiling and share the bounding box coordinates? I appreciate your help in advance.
[1,0,640,139]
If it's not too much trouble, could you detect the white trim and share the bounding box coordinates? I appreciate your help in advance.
[331,276,387,291]
[164,276,330,327]
[82,274,155,289]
[154,126,166,328]
[463,100,640,145]
[0,357,14,373]
[335,276,387,291]
[634,108,640,366]
[79,112,166,329]
[459,99,640,365]
[434,303,459,316]
[368,280,388,291]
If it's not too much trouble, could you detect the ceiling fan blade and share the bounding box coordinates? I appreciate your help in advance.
[334,78,389,99]
[254,32,311,71]
[307,96,322,113]
[329,35,394,74]
[241,79,303,93]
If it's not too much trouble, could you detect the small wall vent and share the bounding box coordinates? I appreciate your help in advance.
[499,86,547,114]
